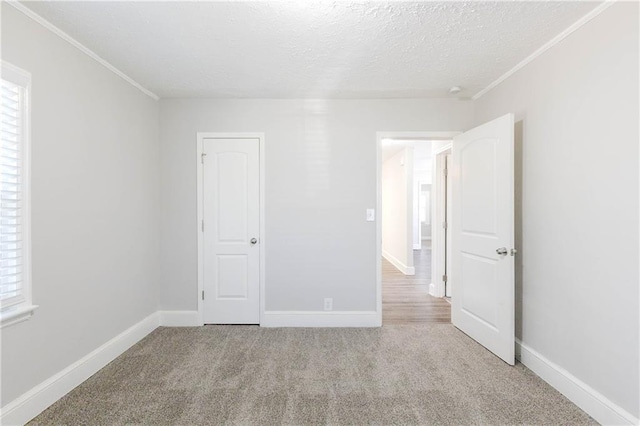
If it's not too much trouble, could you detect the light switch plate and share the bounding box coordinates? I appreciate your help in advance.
[366,208,375,222]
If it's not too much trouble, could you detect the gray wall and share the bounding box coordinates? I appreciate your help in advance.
[382,148,413,270]
[0,6,160,405]
[159,98,473,311]
[474,2,639,418]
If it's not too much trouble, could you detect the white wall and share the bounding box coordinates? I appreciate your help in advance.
[413,145,432,245]
[382,148,413,272]
[412,178,421,248]
[159,98,473,312]
[474,2,639,419]
[413,174,430,247]
[0,5,160,406]
[418,184,432,241]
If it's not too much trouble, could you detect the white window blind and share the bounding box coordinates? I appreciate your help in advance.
[1,78,25,307]
[0,62,32,321]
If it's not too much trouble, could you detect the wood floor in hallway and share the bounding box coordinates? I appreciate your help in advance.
[382,241,451,325]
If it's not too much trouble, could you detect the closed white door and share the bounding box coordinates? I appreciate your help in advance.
[451,113,515,365]
[203,138,260,324]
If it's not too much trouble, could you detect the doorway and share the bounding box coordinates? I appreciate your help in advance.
[377,116,516,364]
[377,132,458,325]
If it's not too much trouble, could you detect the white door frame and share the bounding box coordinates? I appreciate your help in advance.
[376,131,459,325]
[430,144,452,298]
[197,132,266,326]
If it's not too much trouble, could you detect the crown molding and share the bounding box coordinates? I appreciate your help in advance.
[472,0,616,101]
[6,1,160,101]
[5,1,618,104]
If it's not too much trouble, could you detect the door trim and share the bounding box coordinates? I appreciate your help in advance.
[196,132,265,326]
[376,131,460,326]
[431,144,452,298]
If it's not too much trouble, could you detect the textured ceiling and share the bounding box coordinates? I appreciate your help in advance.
[21,1,599,99]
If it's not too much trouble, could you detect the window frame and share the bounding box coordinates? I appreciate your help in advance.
[1,61,37,328]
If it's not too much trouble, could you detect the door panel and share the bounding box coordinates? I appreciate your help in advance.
[216,254,249,298]
[451,113,515,364]
[460,139,498,234]
[460,252,498,329]
[203,138,260,324]
[216,152,249,242]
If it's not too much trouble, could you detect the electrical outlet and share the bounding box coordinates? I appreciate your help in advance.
[366,208,375,222]
[324,298,333,311]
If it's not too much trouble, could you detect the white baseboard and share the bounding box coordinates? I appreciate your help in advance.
[516,340,638,426]
[430,282,446,298]
[429,282,437,297]
[382,250,415,275]
[1,312,159,426]
[159,310,200,327]
[261,311,380,327]
[7,313,634,426]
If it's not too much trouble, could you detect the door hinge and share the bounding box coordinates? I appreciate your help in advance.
[202,290,205,300]
[443,167,448,176]
[442,274,448,282]
[201,152,207,164]
[201,220,204,232]
[443,221,448,230]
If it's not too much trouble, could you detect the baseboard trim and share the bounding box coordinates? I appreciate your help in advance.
[516,340,638,426]
[382,250,415,275]
[429,282,437,297]
[1,312,159,426]
[262,311,380,327]
[7,314,633,425]
[159,310,201,327]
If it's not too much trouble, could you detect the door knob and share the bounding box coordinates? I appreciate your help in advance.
[496,247,508,255]
[250,238,258,245]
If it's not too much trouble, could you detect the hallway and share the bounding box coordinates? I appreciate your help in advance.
[382,241,451,325]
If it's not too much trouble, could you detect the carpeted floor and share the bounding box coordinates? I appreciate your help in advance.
[30,325,595,425]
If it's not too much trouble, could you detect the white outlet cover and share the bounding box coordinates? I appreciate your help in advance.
[324,298,333,311]
[366,208,375,221]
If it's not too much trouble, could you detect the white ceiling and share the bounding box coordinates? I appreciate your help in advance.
[21,1,599,99]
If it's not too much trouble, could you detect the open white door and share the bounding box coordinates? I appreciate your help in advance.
[451,113,515,365]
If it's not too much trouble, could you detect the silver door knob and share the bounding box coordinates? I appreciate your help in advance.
[496,247,508,255]
[250,238,258,245]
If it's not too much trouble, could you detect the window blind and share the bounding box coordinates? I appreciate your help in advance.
[0,78,24,308]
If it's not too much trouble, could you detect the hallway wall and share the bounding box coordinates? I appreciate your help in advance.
[382,147,414,273]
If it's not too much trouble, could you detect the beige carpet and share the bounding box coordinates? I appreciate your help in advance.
[30,325,595,425]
